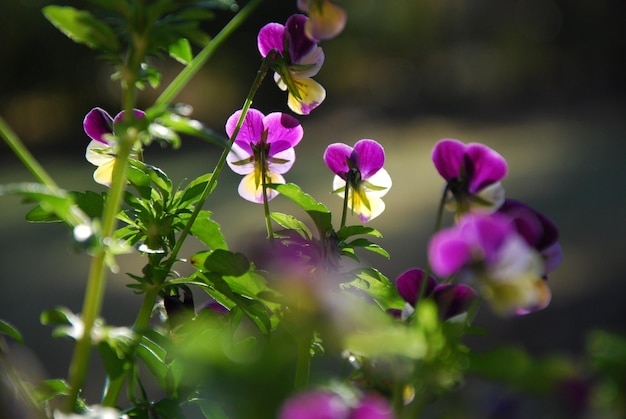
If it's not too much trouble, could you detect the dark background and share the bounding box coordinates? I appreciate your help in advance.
[1,0,625,407]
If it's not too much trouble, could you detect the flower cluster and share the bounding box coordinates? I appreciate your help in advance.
[427,139,562,316]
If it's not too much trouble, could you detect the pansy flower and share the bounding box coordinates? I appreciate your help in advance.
[297,0,347,41]
[226,108,303,203]
[388,268,477,321]
[428,213,551,316]
[258,14,326,115]
[324,139,392,222]
[432,139,508,215]
[84,107,145,186]
[497,199,563,276]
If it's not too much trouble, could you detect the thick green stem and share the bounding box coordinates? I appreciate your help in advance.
[156,0,263,106]
[0,116,58,188]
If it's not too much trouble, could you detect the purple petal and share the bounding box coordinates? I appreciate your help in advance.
[498,199,561,254]
[113,109,145,124]
[285,14,316,63]
[542,242,563,275]
[396,268,436,306]
[352,393,394,419]
[263,112,303,150]
[353,139,385,180]
[432,139,465,182]
[433,283,477,319]
[226,108,265,153]
[465,143,507,194]
[462,213,515,265]
[279,390,350,419]
[324,143,353,178]
[83,107,113,144]
[257,22,285,57]
[428,229,473,278]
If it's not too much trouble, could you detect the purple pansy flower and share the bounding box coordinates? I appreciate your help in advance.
[432,139,508,215]
[297,0,347,41]
[258,14,326,115]
[226,108,303,203]
[389,268,477,320]
[428,213,551,316]
[279,389,393,419]
[323,139,392,222]
[84,107,145,186]
[497,199,563,276]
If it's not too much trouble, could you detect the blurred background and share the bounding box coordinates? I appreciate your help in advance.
[1,0,625,409]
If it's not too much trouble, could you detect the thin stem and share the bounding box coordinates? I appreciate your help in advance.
[65,135,136,412]
[260,149,274,241]
[156,0,263,107]
[340,181,350,229]
[0,116,58,188]
[434,183,450,234]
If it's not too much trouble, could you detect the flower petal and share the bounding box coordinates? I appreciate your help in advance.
[285,14,316,63]
[465,142,508,194]
[257,22,285,57]
[396,268,436,306]
[363,168,392,198]
[238,172,285,203]
[226,143,254,175]
[268,147,296,175]
[353,139,385,180]
[324,143,353,178]
[279,390,350,419]
[433,283,477,319]
[85,139,114,166]
[226,108,265,152]
[113,109,146,124]
[84,107,113,144]
[304,0,347,41]
[287,78,326,115]
[263,112,303,149]
[432,139,465,182]
[352,393,393,419]
[93,159,116,186]
[428,228,473,278]
[292,46,325,78]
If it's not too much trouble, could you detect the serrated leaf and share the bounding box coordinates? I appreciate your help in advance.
[169,38,193,64]
[0,319,23,344]
[344,238,390,259]
[341,268,403,310]
[187,211,228,250]
[272,183,332,237]
[137,333,169,388]
[155,112,228,148]
[270,212,311,239]
[176,174,215,208]
[33,379,71,403]
[337,225,383,241]
[43,6,119,52]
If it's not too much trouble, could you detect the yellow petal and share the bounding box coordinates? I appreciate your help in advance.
[287,78,326,115]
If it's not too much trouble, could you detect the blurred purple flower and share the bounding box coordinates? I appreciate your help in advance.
[497,199,563,276]
[432,139,508,214]
[389,268,477,320]
[428,213,551,316]
[279,390,393,419]
[225,108,303,203]
[83,107,144,186]
[297,0,347,41]
[258,14,326,114]
[324,139,392,222]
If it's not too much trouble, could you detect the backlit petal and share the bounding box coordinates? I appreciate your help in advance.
[238,172,285,203]
[263,112,303,149]
[267,147,296,175]
[84,107,113,144]
[285,14,316,63]
[287,78,326,115]
[305,0,347,41]
[353,139,385,179]
[363,168,392,198]
[93,159,116,186]
[226,143,254,175]
[324,143,353,178]
[428,229,473,278]
[85,140,114,166]
[465,142,507,194]
[432,139,465,182]
[433,284,477,319]
[292,46,324,78]
[225,108,265,152]
[396,268,436,306]
[257,23,285,57]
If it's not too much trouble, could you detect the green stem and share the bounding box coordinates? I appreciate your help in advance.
[156,0,263,107]
[260,149,274,241]
[65,135,136,412]
[0,116,58,188]
[340,181,350,229]
[294,333,311,389]
[434,183,450,234]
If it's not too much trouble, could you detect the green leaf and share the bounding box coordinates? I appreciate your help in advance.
[337,225,383,241]
[169,38,193,64]
[343,238,390,259]
[42,6,120,52]
[40,307,83,340]
[340,268,403,310]
[272,183,332,237]
[270,212,311,238]
[137,332,169,389]
[176,173,216,208]
[33,379,71,404]
[0,319,23,344]
[155,111,228,148]
[187,211,228,250]
[202,249,250,276]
